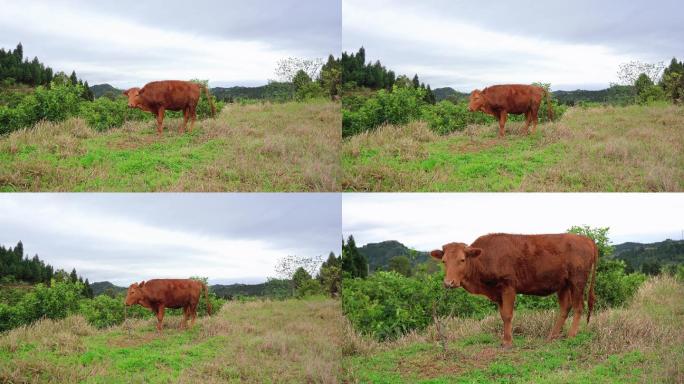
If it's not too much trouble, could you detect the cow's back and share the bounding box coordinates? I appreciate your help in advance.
[140,80,201,110]
[143,279,202,308]
[471,233,595,295]
[482,84,544,114]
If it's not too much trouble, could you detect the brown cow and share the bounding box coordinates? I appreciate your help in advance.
[468,84,553,137]
[124,279,211,332]
[431,233,597,348]
[123,80,216,136]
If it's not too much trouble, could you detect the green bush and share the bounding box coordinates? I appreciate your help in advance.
[594,259,647,308]
[342,271,493,341]
[78,97,148,131]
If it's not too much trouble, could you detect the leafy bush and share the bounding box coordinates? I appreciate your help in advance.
[342,271,493,340]
[78,294,149,328]
[78,97,148,131]
[594,259,647,308]
[420,100,493,135]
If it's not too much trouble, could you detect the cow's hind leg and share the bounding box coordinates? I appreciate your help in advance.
[180,307,189,329]
[498,111,508,138]
[156,307,165,333]
[189,108,197,133]
[181,108,190,134]
[547,286,572,340]
[498,286,516,348]
[531,107,539,134]
[156,108,166,137]
[567,284,586,337]
[523,111,532,135]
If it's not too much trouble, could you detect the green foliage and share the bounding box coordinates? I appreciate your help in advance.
[342,235,368,278]
[318,252,342,296]
[296,279,324,298]
[78,96,147,131]
[342,271,493,341]
[419,100,493,135]
[341,47,396,90]
[387,255,413,277]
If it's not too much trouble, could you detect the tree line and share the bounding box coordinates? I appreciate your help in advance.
[0,43,94,101]
[0,241,93,298]
[341,47,436,104]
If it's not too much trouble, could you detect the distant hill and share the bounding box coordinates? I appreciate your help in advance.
[552,85,634,106]
[90,83,122,99]
[613,239,684,270]
[90,281,126,296]
[433,87,469,102]
[358,240,429,272]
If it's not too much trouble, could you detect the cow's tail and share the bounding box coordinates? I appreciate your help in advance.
[203,283,212,316]
[587,241,598,324]
[201,85,216,117]
[544,87,554,122]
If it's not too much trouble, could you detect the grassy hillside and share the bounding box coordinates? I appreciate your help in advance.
[342,276,684,383]
[614,239,684,271]
[0,100,340,191]
[0,297,343,383]
[342,104,684,191]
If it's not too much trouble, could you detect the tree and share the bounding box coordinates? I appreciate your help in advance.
[292,70,312,91]
[412,74,420,88]
[616,60,664,86]
[388,255,412,277]
[69,70,78,86]
[319,252,341,296]
[634,73,653,96]
[567,225,613,258]
[275,57,323,83]
[292,267,312,290]
[69,268,78,283]
[342,235,368,278]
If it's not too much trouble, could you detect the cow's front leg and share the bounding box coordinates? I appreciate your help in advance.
[156,108,166,136]
[498,110,508,137]
[499,286,516,348]
[156,306,165,332]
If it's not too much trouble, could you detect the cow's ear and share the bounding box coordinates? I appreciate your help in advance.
[465,247,482,258]
[123,90,129,96]
[139,280,145,287]
[430,249,444,260]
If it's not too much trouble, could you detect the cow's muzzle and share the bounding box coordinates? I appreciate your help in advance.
[444,280,459,289]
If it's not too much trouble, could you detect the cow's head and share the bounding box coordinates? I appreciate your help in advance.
[468,90,485,112]
[123,87,144,109]
[124,281,145,306]
[431,242,481,288]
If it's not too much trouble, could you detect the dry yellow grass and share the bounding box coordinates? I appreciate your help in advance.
[0,100,341,191]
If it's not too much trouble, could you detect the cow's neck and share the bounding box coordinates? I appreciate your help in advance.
[461,258,488,296]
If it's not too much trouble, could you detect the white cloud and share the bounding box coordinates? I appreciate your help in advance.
[343,0,640,90]
[343,193,684,250]
[0,1,323,88]
[0,194,339,285]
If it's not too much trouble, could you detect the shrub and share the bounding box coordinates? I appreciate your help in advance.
[342,271,493,341]
[78,294,148,328]
[78,97,148,131]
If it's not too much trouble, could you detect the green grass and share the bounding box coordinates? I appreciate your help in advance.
[342,276,684,383]
[0,100,340,191]
[0,297,344,383]
[342,104,684,191]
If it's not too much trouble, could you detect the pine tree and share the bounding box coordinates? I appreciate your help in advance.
[70,268,78,283]
[69,70,78,86]
[412,74,420,88]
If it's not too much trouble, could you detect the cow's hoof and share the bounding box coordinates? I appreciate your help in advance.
[501,343,513,350]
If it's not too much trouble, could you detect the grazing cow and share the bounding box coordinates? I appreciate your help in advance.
[468,84,553,137]
[431,233,597,348]
[123,80,216,136]
[124,279,211,332]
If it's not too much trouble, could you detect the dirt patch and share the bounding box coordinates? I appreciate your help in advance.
[396,346,505,379]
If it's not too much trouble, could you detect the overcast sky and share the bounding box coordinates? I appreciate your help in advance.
[343,0,683,91]
[343,193,684,251]
[0,0,340,88]
[0,194,341,286]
